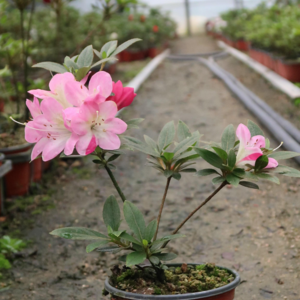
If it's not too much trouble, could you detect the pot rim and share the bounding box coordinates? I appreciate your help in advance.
[0,153,4,162]
[105,263,240,300]
[0,143,32,154]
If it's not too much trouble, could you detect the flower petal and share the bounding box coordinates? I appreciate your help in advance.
[26,98,41,118]
[76,132,94,155]
[64,80,89,107]
[40,97,64,123]
[249,135,265,149]
[265,157,278,169]
[42,135,69,161]
[31,138,48,161]
[96,131,121,150]
[64,133,80,156]
[86,135,97,155]
[98,101,118,120]
[236,123,251,147]
[25,121,43,143]
[28,89,54,99]
[88,71,113,98]
[103,118,127,134]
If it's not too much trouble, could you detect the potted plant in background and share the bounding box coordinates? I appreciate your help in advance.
[12,38,300,299]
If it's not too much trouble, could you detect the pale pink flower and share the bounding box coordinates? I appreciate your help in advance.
[28,73,75,109]
[236,124,278,169]
[25,98,79,161]
[106,80,136,110]
[64,71,113,107]
[71,100,127,155]
[26,97,41,118]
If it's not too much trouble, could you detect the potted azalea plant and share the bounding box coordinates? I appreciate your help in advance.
[12,38,300,299]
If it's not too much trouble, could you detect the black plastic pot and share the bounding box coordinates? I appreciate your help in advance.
[105,263,240,300]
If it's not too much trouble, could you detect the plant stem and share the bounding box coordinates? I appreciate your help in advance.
[163,181,227,248]
[104,165,126,202]
[153,177,171,241]
[173,181,227,235]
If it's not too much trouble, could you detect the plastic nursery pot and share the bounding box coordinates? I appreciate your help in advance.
[148,47,162,58]
[0,143,32,197]
[118,50,146,62]
[0,154,12,215]
[262,51,274,70]
[277,59,300,82]
[105,264,240,300]
[235,40,249,51]
[0,98,4,113]
[33,157,43,182]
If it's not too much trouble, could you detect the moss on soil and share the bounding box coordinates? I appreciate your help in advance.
[110,263,234,296]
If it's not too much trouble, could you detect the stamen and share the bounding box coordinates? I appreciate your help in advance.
[103,129,106,132]
[10,117,26,126]
[273,142,283,152]
[102,118,104,121]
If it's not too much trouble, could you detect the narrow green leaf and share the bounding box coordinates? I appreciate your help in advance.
[32,62,67,73]
[255,173,280,184]
[75,67,90,81]
[120,232,142,245]
[145,220,157,242]
[126,118,144,130]
[268,151,300,160]
[92,159,104,165]
[163,152,174,161]
[97,246,120,253]
[232,168,245,177]
[123,201,146,242]
[195,148,224,169]
[212,177,226,185]
[228,149,236,169]
[154,253,177,261]
[271,165,300,177]
[221,124,236,151]
[164,170,174,178]
[247,120,264,137]
[122,136,160,157]
[144,135,158,151]
[149,256,160,265]
[172,173,181,180]
[197,169,220,176]
[86,240,109,253]
[126,251,147,266]
[112,38,142,56]
[77,45,94,68]
[239,181,259,189]
[151,234,185,252]
[212,147,228,161]
[103,195,121,231]
[173,132,200,157]
[64,56,78,70]
[157,121,175,152]
[100,40,118,57]
[180,168,196,173]
[50,227,107,240]
[119,255,127,262]
[177,121,191,142]
[226,174,240,186]
[91,57,118,68]
[108,154,120,162]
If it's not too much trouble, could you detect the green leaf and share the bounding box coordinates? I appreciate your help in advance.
[32,62,67,73]
[268,151,300,160]
[97,246,120,253]
[112,38,142,56]
[149,256,160,265]
[172,173,181,180]
[154,253,177,261]
[151,234,185,252]
[157,121,175,152]
[64,56,78,70]
[221,124,236,151]
[144,135,158,151]
[126,118,144,130]
[255,155,269,172]
[226,174,240,186]
[100,40,118,57]
[265,138,270,149]
[255,173,280,184]
[103,195,121,231]
[119,254,127,262]
[272,165,300,177]
[92,159,104,165]
[50,227,108,240]
[163,152,174,161]
[212,177,226,185]
[120,232,141,245]
[247,120,264,137]
[75,67,90,81]
[123,201,146,242]
[212,147,228,161]
[77,45,94,68]
[239,181,259,189]
[228,149,236,169]
[126,251,147,266]
[164,170,174,178]
[197,169,220,176]
[91,57,118,68]
[145,220,157,242]
[232,168,245,177]
[122,136,160,157]
[180,168,197,173]
[173,132,200,157]
[108,154,120,162]
[195,148,224,169]
[86,240,110,253]
[177,121,191,142]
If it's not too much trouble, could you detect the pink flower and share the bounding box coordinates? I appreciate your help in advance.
[25,98,79,161]
[26,97,41,118]
[236,124,278,169]
[106,81,136,110]
[71,101,127,155]
[64,71,113,107]
[29,73,75,109]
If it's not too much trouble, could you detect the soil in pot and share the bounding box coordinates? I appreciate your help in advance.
[109,263,235,297]
[0,128,27,150]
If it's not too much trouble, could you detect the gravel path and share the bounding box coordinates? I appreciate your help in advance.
[1,35,300,300]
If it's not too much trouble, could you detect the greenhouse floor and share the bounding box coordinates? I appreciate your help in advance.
[1,35,300,300]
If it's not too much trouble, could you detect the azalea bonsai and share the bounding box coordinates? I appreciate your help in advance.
[13,39,300,299]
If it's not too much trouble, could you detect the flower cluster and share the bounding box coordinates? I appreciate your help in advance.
[25,71,136,161]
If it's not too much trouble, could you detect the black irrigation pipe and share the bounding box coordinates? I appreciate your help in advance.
[168,53,300,165]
